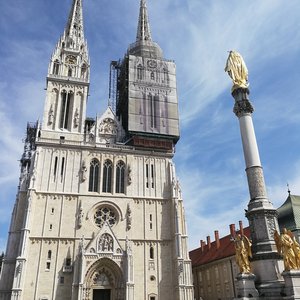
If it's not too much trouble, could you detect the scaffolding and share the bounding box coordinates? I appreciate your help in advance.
[108,60,121,113]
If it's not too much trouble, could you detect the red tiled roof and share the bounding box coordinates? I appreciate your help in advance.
[189,227,250,267]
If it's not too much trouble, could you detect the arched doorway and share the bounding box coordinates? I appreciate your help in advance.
[83,258,125,300]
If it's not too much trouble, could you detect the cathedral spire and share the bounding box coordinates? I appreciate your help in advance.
[65,0,85,48]
[128,0,162,58]
[136,0,152,42]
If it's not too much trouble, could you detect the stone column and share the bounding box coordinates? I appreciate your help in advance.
[232,88,284,297]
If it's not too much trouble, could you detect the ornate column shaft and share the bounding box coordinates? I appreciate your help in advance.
[232,88,283,295]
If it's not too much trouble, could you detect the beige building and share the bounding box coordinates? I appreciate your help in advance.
[0,1,193,300]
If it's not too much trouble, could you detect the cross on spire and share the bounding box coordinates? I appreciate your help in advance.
[136,0,152,42]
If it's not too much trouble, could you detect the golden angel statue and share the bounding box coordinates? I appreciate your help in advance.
[274,228,300,271]
[225,50,249,92]
[234,234,252,273]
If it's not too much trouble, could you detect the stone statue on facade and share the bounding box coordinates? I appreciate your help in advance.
[234,234,252,273]
[274,228,300,271]
[225,50,249,92]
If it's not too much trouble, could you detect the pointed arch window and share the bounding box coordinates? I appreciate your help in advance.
[89,159,100,192]
[68,67,72,77]
[150,246,154,259]
[53,60,60,75]
[60,91,73,130]
[102,160,112,193]
[163,68,168,83]
[149,94,158,129]
[81,64,87,79]
[115,161,125,194]
[150,71,155,80]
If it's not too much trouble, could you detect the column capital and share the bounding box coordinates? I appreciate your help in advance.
[232,88,254,117]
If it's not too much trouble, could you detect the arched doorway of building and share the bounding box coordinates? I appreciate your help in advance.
[84,258,124,300]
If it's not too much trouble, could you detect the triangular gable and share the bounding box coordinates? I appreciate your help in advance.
[84,221,124,256]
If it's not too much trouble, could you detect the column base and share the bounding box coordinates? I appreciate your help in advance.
[235,273,259,299]
[282,270,300,299]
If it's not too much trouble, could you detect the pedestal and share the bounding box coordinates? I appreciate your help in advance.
[235,273,259,299]
[283,270,300,299]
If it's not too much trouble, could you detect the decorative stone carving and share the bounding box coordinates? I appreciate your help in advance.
[99,118,117,135]
[128,165,132,185]
[98,233,113,252]
[246,167,267,200]
[80,160,87,182]
[73,108,79,128]
[233,99,254,118]
[48,105,54,125]
[77,202,84,228]
[126,204,132,231]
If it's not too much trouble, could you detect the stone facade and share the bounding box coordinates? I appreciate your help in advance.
[0,1,194,299]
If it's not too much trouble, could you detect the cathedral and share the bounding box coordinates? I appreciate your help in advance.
[0,1,194,299]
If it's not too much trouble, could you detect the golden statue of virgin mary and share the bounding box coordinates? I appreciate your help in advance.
[225,50,249,92]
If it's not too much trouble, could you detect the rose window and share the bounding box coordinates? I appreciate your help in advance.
[94,207,117,228]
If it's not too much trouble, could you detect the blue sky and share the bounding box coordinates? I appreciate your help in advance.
[1,0,300,253]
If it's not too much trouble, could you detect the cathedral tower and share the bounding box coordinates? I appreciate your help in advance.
[117,0,179,150]
[0,1,193,300]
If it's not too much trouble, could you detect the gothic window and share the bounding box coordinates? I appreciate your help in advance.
[81,64,87,79]
[65,258,71,266]
[115,161,125,194]
[53,156,58,180]
[89,159,100,192]
[163,68,168,82]
[46,262,50,270]
[150,246,154,259]
[61,157,65,182]
[146,163,149,188]
[150,71,155,80]
[68,67,72,77]
[53,59,60,75]
[149,214,153,230]
[102,159,112,193]
[47,250,52,260]
[151,164,155,188]
[137,64,143,80]
[59,91,73,130]
[94,207,117,228]
[149,94,158,129]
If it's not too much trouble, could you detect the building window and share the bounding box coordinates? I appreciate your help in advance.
[49,224,53,230]
[150,214,153,230]
[51,208,54,214]
[149,94,158,129]
[60,157,65,182]
[47,250,52,260]
[150,246,154,259]
[53,156,58,180]
[94,206,117,228]
[81,64,87,78]
[102,160,112,193]
[89,159,100,192]
[146,164,149,188]
[150,71,155,80]
[115,161,125,193]
[60,276,65,284]
[59,91,73,130]
[151,164,155,188]
[53,59,60,75]
[68,67,72,77]
[65,258,71,266]
[46,262,50,270]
